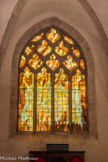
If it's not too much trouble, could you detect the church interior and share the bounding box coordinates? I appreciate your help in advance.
[0,0,108,162]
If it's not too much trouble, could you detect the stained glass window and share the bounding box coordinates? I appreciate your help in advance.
[18,26,87,133]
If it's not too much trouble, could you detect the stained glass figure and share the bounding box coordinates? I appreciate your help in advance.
[29,54,42,69]
[20,55,26,68]
[54,68,69,131]
[46,54,60,70]
[37,67,51,131]
[25,45,35,55]
[72,47,80,57]
[18,67,34,131]
[46,28,60,43]
[72,69,86,132]
[63,34,75,45]
[55,41,68,56]
[63,55,78,71]
[31,33,44,42]
[37,40,51,56]
[80,59,85,70]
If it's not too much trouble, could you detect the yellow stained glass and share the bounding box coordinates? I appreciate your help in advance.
[46,54,60,70]
[80,59,85,70]
[31,33,44,42]
[37,67,51,131]
[55,41,68,56]
[63,34,75,45]
[72,47,80,57]
[54,68,69,131]
[25,45,35,55]
[37,40,52,56]
[20,55,26,68]
[18,67,34,131]
[63,55,78,71]
[29,54,42,69]
[72,69,86,132]
[46,28,60,43]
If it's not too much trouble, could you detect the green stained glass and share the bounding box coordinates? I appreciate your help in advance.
[37,67,51,131]
[72,69,86,132]
[18,67,34,131]
[54,68,69,131]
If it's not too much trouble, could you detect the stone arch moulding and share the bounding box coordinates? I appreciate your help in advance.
[9,17,98,138]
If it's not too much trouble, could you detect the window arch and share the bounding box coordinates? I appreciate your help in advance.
[18,26,87,133]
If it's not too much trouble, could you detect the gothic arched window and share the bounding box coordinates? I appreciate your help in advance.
[18,27,87,133]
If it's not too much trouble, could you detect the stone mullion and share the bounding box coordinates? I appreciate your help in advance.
[51,73,55,133]
[69,74,72,133]
[33,74,37,134]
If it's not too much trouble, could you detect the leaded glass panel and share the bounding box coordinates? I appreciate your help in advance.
[54,69,69,131]
[18,67,34,131]
[37,67,51,131]
[72,69,86,132]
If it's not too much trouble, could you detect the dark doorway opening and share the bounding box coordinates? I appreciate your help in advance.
[51,157,66,162]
